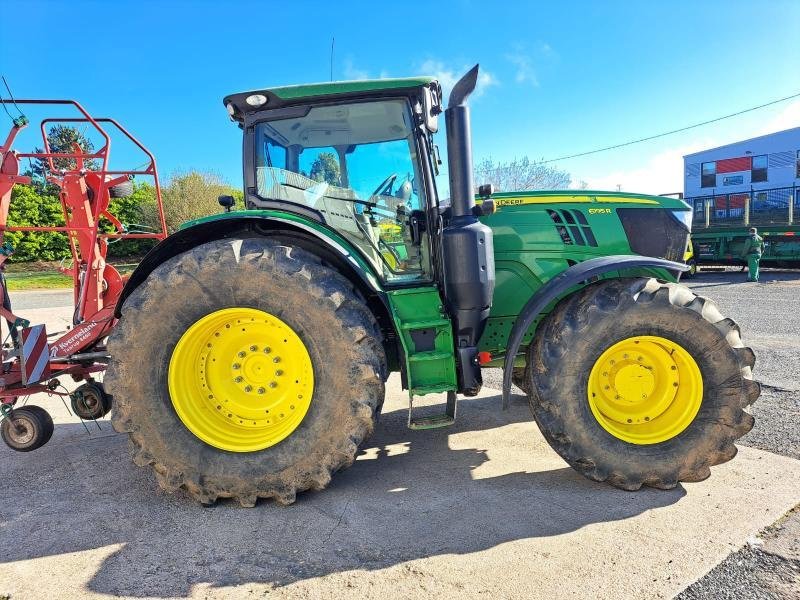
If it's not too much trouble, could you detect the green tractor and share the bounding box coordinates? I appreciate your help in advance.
[106,66,758,506]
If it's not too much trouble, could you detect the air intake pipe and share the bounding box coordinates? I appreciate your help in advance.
[441,65,495,395]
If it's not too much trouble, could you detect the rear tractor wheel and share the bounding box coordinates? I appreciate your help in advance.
[525,277,759,490]
[106,238,386,506]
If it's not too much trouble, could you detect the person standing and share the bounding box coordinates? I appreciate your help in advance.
[740,227,765,282]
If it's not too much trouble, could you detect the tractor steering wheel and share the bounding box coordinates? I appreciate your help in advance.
[371,173,398,197]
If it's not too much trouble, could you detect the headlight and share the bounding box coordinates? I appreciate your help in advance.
[245,94,268,107]
[670,209,693,231]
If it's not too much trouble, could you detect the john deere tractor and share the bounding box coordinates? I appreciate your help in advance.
[106,66,758,506]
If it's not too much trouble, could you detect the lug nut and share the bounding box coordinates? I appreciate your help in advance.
[263,347,271,354]
[275,369,283,376]
[273,356,281,363]
[269,381,278,389]
[250,345,258,351]
[238,351,246,358]
[232,363,241,370]
[244,385,252,392]
[234,376,243,383]
[257,387,265,394]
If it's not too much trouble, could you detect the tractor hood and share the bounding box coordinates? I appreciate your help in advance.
[481,189,693,264]
[485,189,691,211]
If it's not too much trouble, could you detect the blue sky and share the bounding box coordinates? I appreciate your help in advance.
[2,0,799,194]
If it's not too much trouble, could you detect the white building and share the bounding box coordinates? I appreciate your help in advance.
[683,127,800,225]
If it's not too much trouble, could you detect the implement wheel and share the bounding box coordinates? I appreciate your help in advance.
[526,278,759,490]
[1,406,54,452]
[71,382,112,420]
[106,238,386,506]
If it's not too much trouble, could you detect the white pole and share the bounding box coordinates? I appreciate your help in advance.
[744,196,750,227]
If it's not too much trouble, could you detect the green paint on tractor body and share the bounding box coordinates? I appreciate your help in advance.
[183,187,689,394]
[179,74,692,399]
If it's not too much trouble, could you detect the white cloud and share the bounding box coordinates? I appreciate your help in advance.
[341,57,500,101]
[756,99,800,136]
[505,51,538,86]
[575,139,717,195]
[343,58,369,80]
[574,99,800,195]
[418,59,498,100]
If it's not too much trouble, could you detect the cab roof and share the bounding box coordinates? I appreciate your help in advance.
[223,76,436,122]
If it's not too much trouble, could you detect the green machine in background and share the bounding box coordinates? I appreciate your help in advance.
[689,187,800,268]
[106,66,759,506]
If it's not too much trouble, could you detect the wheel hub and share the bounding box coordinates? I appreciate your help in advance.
[9,417,34,445]
[587,336,703,444]
[168,308,314,452]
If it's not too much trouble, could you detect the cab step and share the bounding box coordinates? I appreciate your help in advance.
[408,390,457,430]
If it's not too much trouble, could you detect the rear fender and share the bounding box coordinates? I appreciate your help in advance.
[501,255,687,408]
[116,212,384,317]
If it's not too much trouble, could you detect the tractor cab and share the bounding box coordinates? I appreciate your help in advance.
[224,78,445,284]
[224,69,494,397]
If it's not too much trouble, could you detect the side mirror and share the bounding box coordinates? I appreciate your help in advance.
[478,184,494,198]
[422,85,442,133]
[218,195,235,213]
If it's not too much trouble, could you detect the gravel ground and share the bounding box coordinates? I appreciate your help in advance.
[680,270,800,599]
[489,268,800,599]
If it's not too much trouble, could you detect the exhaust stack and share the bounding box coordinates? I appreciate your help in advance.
[445,65,479,217]
[441,65,495,395]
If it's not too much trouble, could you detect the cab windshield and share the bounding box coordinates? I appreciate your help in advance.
[253,98,430,283]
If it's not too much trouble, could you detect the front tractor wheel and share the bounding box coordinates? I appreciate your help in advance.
[106,238,386,506]
[526,278,759,490]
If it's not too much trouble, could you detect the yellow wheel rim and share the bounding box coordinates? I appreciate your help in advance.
[587,335,702,445]
[168,308,314,452]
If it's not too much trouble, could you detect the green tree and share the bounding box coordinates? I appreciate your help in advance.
[474,156,570,192]
[141,171,243,234]
[5,184,69,261]
[32,124,98,182]
[308,152,341,185]
[105,182,160,258]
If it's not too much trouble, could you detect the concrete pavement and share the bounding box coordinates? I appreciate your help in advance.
[1,371,799,599]
[1,287,799,599]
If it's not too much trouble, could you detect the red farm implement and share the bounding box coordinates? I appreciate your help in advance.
[0,99,166,450]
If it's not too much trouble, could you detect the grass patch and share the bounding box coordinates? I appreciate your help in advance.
[4,264,138,291]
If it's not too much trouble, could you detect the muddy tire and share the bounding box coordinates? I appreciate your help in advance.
[106,237,386,506]
[108,179,134,198]
[511,366,530,396]
[526,277,759,490]
[1,405,54,452]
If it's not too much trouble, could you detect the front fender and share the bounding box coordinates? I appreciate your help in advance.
[501,255,688,408]
[116,211,383,316]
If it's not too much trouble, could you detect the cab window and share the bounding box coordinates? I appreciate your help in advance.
[253,99,430,283]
